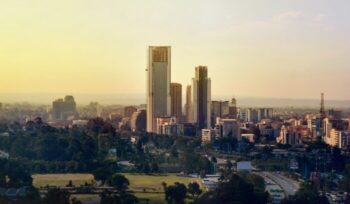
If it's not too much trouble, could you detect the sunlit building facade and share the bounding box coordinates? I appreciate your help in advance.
[147,46,171,132]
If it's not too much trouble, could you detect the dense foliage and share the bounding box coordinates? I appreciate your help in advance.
[195,173,269,204]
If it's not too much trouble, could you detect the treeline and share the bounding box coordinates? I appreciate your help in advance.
[0,117,214,175]
[0,118,120,173]
[195,173,269,204]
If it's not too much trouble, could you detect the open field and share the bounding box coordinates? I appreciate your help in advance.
[32,174,94,188]
[123,173,203,204]
[122,173,203,192]
[32,173,203,204]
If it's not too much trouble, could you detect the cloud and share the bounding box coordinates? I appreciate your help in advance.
[273,11,305,22]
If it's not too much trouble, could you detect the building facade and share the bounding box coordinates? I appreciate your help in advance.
[170,83,182,123]
[192,66,211,130]
[185,85,193,123]
[147,46,171,132]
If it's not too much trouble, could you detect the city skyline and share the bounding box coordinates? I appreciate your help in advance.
[1,1,350,100]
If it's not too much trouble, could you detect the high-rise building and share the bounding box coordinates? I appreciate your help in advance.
[170,83,182,122]
[147,46,171,132]
[185,85,193,123]
[228,97,237,119]
[247,108,259,122]
[52,95,77,120]
[192,66,211,129]
[211,100,229,126]
[257,108,274,120]
[214,118,241,140]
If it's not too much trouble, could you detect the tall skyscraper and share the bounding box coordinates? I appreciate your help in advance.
[170,83,182,122]
[147,46,171,132]
[192,66,211,130]
[185,85,193,123]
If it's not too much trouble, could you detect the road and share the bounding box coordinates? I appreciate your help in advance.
[254,172,285,204]
[262,172,300,196]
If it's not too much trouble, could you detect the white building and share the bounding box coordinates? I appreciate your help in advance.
[237,161,252,172]
[147,46,171,132]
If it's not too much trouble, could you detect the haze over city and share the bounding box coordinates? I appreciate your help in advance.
[2,1,350,204]
[1,0,350,103]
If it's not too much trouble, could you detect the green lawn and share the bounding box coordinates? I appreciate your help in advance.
[32,173,94,188]
[122,173,203,204]
[32,173,203,204]
[122,173,203,192]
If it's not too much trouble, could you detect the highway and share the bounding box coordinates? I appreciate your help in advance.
[262,172,300,197]
[255,172,285,204]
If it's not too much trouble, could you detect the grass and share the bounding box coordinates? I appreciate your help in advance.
[122,173,203,204]
[32,173,94,188]
[32,173,203,204]
[122,173,203,192]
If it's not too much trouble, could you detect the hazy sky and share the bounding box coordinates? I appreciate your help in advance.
[1,0,350,100]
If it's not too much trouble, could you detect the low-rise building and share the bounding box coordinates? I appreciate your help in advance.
[201,129,215,143]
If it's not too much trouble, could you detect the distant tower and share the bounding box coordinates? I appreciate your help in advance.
[192,66,211,130]
[170,83,182,123]
[320,93,326,119]
[185,85,193,123]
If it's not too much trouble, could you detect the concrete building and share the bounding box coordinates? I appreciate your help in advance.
[147,46,171,132]
[339,131,350,149]
[192,66,211,130]
[247,108,259,122]
[185,85,193,123]
[201,129,215,143]
[258,108,274,120]
[323,118,349,146]
[211,100,229,126]
[214,118,241,140]
[156,116,183,136]
[170,83,182,122]
[276,125,301,145]
[228,97,237,119]
[238,108,248,121]
[52,95,77,120]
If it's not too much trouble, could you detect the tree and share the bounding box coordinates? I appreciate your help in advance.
[109,174,130,192]
[195,174,269,204]
[188,182,202,199]
[151,162,159,173]
[227,160,233,171]
[165,182,187,204]
[100,191,138,204]
[93,168,113,186]
[281,182,329,204]
[43,189,70,204]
